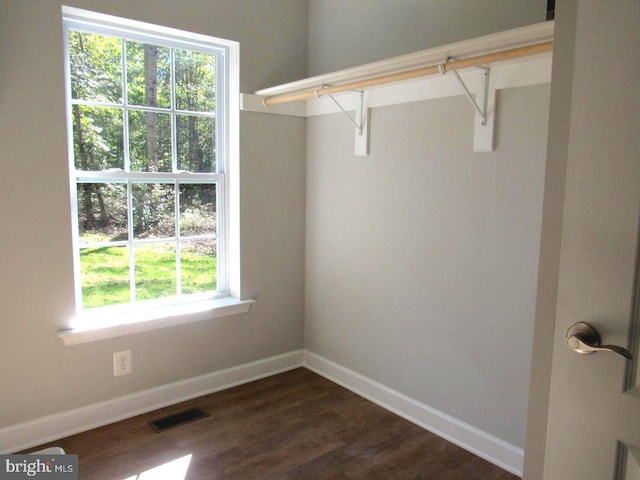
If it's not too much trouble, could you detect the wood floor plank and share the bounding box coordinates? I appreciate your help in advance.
[25,368,518,480]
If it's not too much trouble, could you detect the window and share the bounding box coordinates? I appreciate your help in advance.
[61,8,245,341]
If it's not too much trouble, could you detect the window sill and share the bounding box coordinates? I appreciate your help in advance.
[58,297,254,346]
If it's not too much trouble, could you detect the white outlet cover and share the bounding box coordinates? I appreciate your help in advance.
[113,350,132,376]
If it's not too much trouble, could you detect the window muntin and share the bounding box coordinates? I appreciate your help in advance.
[65,18,227,313]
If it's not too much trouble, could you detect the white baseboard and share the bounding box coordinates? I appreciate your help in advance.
[0,350,304,454]
[2,348,523,477]
[303,350,524,477]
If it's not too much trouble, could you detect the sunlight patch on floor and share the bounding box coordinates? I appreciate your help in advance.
[122,454,192,480]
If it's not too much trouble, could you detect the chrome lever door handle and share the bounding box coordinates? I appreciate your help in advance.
[566,322,633,360]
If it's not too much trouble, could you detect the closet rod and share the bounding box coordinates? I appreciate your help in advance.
[263,40,553,106]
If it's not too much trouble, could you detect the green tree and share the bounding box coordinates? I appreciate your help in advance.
[70,32,217,237]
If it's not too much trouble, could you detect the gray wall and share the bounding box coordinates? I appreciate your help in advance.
[308,0,547,75]
[304,85,550,447]
[304,0,550,450]
[0,0,306,428]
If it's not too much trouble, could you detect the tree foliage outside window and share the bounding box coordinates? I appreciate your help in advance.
[65,22,225,311]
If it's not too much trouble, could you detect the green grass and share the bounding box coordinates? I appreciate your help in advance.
[80,244,216,309]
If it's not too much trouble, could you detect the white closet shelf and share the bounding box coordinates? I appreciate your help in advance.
[241,21,554,154]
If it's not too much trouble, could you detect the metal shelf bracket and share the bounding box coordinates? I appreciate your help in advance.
[439,58,496,152]
[321,88,369,156]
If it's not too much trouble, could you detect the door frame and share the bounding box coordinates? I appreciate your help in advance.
[522,0,576,478]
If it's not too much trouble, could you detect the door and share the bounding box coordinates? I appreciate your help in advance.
[543,1,640,479]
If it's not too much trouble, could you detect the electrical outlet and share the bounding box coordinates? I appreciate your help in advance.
[113,350,132,376]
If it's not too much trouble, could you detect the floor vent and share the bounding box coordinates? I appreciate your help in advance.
[149,408,209,432]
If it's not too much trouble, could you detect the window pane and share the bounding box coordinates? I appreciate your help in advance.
[66,17,230,313]
[129,111,172,172]
[76,183,128,244]
[176,115,215,172]
[135,243,176,301]
[69,31,122,103]
[132,183,176,239]
[175,49,216,112]
[73,105,124,170]
[126,41,171,108]
[80,245,130,309]
[179,184,216,237]
[181,239,217,294]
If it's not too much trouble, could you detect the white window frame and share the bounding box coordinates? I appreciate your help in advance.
[59,7,250,346]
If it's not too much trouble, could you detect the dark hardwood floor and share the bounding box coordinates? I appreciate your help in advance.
[27,368,518,479]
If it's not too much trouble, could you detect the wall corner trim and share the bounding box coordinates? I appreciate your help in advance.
[303,350,524,477]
